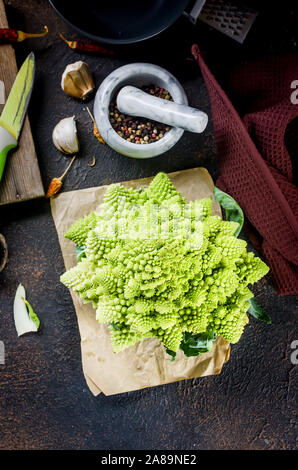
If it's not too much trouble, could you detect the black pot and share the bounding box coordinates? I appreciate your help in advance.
[49,0,190,45]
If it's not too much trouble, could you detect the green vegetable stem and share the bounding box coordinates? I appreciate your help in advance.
[22,297,40,329]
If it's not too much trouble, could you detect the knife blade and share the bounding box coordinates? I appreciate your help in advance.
[0,52,35,181]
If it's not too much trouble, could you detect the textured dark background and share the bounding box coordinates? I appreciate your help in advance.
[0,0,297,450]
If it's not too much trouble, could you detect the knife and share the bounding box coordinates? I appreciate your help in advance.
[0,52,35,182]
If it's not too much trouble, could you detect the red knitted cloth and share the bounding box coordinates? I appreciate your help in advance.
[192,45,298,295]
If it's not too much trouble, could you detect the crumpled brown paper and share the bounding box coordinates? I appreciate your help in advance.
[51,168,230,396]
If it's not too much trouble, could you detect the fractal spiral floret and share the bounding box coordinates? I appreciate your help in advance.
[61,173,269,356]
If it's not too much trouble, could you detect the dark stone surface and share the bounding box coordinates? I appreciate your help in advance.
[0,0,297,450]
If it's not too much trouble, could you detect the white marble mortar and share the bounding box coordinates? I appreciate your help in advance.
[93,63,188,159]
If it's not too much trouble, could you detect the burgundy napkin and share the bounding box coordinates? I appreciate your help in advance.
[192,45,298,295]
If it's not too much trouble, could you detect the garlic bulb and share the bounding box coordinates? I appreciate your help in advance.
[61,61,95,100]
[52,116,79,155]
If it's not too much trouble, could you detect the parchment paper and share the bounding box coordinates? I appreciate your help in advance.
[51,168,230,396]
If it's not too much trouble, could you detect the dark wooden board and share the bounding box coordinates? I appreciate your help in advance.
[0,0,44,205]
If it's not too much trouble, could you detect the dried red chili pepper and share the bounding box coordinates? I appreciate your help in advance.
[46,155,76,198]
[59,33,114,56]
[86,106,105,144]
[0,25,48,43]
[0,28,18,42]
[45,177,63,198]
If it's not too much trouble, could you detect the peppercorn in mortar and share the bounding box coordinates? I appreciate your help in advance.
[60,173,269,357]
[109,85,172,144]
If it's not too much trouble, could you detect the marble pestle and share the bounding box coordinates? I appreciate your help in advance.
[117,85,208,133]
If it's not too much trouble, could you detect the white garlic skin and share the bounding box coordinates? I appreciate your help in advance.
[61,61,95,100]
[52,116,79,155]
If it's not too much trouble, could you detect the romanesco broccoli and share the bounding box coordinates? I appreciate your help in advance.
[60,172,269,355]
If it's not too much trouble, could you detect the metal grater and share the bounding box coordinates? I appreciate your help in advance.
[184,0,258,44]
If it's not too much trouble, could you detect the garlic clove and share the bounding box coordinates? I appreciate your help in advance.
[61,61,95,100]
[52,116,79,155]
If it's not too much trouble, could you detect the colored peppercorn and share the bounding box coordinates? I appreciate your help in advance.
[109,85,172,144]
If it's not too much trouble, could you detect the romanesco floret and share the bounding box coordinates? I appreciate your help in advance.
[210,304,249,343]
[64,212,99,246]
[61,172,269,356]
[145,171,185,204]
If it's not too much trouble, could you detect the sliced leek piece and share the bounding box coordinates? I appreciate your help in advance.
[13,284,39,336]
